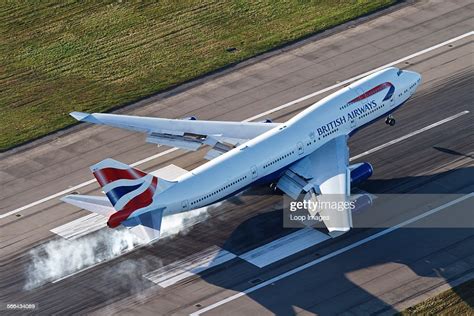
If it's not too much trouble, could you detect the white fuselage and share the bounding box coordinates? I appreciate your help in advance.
[133,67,421,218]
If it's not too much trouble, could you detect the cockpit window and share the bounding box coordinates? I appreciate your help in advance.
[397,69,403,76]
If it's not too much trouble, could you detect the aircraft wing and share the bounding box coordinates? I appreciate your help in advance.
[71,112,279,159]
[276,135,352,236]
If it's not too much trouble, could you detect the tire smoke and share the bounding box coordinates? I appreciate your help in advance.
[24,228,142,290]
[24,203,218,289]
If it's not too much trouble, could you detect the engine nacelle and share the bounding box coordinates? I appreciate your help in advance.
[349,162,373,185]
[350,193,373,214]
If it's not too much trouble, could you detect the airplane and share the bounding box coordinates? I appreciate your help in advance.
[62,67,421,243]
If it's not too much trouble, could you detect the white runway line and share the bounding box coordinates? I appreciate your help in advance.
[350,110,470,161]
[130,148,177,168]
[50,213,107,240]
[144,246,236,288]
[191,193,474,316]
[0,178,95,219]
[1,31,472,219]
[239,228,330,268]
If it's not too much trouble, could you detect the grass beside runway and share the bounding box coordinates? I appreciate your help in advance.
[0,0,395,151]
[400,279,474,315]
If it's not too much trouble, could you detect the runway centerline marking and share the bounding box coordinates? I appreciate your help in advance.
[1,31,472,219]
[190,193,474,316]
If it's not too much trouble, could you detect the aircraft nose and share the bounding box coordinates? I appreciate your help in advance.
[405,70,422,87]
[413,72,422,86]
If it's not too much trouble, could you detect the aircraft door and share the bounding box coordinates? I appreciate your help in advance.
[181,200,189,211]
[351,87,365,129]
[251,165,258,179]
[350,119,357,129]
[390,95,396,108]
[297,142,304,155]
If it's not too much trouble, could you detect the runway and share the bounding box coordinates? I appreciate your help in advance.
[0,0,473,314]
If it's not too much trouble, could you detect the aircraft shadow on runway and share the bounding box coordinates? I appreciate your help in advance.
[196,166,474,315]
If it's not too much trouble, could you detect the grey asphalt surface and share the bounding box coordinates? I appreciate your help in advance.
[0,0,473,315]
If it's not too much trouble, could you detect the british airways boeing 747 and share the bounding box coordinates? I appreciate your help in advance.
[63,67,421,242]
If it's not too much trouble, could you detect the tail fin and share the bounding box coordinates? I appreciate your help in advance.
[90,158,172,242]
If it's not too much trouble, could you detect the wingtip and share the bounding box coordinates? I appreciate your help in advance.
[70,111,103,124]
[70,111,91,121]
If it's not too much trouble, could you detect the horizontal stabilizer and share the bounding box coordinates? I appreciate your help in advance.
[123,208,164,243]
[61,194,114,217]
[61,194,163,243]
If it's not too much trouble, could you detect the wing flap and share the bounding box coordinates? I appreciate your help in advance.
[146,133,202,151]
[276,169,309,199]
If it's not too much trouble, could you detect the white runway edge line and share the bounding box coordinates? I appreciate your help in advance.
[191,193,474,316]
[1,31,472,219]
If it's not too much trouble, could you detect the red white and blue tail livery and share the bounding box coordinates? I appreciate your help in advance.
[91,158,159,228]
[63,159,167,242]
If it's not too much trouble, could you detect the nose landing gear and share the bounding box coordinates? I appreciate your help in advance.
[385,115,396,126]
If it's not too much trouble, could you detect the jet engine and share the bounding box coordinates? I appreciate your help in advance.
[349,162,373,185]
[350,193,373,214]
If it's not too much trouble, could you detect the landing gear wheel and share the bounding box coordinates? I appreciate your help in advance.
[270,183,282,194]
[385,116,396,126]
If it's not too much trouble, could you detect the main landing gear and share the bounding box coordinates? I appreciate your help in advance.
[270,182,282,194]
[385,115,396,126]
